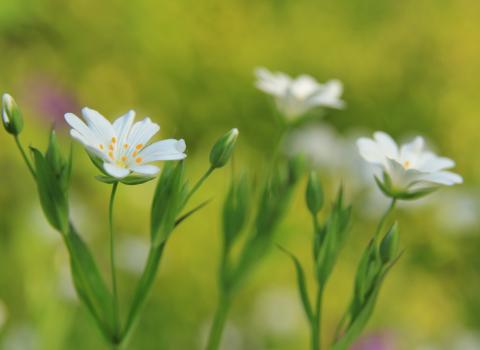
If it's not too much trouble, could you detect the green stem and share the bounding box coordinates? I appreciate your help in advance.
[311,285,324,350]
[184,166,214,205]
[109,182,120,340]
[205,294,231,350]
[374,198,397,240]
[14,135,36,178]
[121,245,165,347]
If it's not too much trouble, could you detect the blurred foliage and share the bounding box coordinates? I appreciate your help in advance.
[0,0,479,349]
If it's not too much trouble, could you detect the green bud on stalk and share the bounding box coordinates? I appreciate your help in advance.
[2,93,23,135]
[209,128,239,169]
[379,222,399,264]
[306,171,324,215]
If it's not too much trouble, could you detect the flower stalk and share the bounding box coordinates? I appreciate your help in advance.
[108,181,120,341]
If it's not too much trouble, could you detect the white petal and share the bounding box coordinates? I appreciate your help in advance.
[290,75,320,99]
[65,113,98,145]
[82,107,116,143]
[417,171,463,186]
[130,164,160,175]
[139,139,187,162]
[385,158,409,187]
[113,110,135,137]
[103,163,130,178]
[113,110,135,156]
[255,67,291,96]
[126,117,160,153]
[373,132,399,159]
[357,138,385,164]
[307,80,345,109]
[399,136,424,163]
[416,153,455,172]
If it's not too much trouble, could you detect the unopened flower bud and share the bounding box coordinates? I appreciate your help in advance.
[209,128,239,169]
[380,222,399,264]
[306,171,324,215]
[2,93,23,135]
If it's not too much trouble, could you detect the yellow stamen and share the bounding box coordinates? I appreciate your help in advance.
[99,144,104,150]
[124,143,129,149]
[135,157,142,164]
[403,160,411,169]
[108,152,114,159]
[121,156,128,162]
[132,151,138,156]
[109,144,114,151]
[136,144,143,150]
[112,137,116,143]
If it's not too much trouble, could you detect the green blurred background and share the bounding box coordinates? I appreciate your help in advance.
[0,0,479,349]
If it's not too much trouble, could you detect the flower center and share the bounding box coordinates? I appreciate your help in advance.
[402,160,411,169]
[98,139,145,168]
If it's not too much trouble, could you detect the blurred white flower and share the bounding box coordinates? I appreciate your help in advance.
[2,324,38,350]
[251,287,303,337]
[357,131,462,199]
[117,236,149,274]
[0,299,8,331]
[65,107,186,178]
[285,123,344,171]
[199,320,244,350]
[255,67,345,119]
[435,189,480,233]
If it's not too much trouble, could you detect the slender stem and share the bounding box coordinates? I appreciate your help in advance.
[184,166,214,205]
[205,294,231,350]
[311,285,324,350]
[14,135,35,178]
[109,182,120,339]
[121,245,165,347]
[374,198,397,240]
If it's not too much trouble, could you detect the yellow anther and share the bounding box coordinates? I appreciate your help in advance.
[121,156,128,162]
[124,143,129,149]
[135,157,142,164]
[112,137,117,143]
[99,144,104,150]
[132,151,138,157]
[108,152,114,159]
[109,144,114,151]
[136,144,143,150]
[403,160,411,169]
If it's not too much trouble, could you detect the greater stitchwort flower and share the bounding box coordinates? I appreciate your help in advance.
[255,67,345,119]
[65,107,186,179]
[357,131,462,199]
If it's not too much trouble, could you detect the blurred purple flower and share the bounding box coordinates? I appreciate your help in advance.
[23,76,78,127]
[351,331,396,350]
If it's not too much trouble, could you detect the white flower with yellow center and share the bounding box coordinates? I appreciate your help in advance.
[65,107,186,179]
[357,131,462,199]
[255,67,345,119]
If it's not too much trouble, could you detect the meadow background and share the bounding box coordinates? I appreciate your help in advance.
[0,0,479,349]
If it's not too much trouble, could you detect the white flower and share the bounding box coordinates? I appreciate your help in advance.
[65,107,186,179]
[255,67,345,119]
[357,131,462,198]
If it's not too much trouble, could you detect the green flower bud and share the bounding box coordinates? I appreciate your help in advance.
[306,171,323,215]
[209,128,239,169]
[380,222,399,264]
[2,93,23,135]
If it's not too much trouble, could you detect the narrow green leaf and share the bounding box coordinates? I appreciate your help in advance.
[31,147,69,233]
[278,245,314,323]
[175,199,211,228]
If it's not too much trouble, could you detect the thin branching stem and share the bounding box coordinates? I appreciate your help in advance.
[374,198,397,240]
[14,135,36,178]
[109,181,120,340]
[205,293,231,350]
[184,166,214,204]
